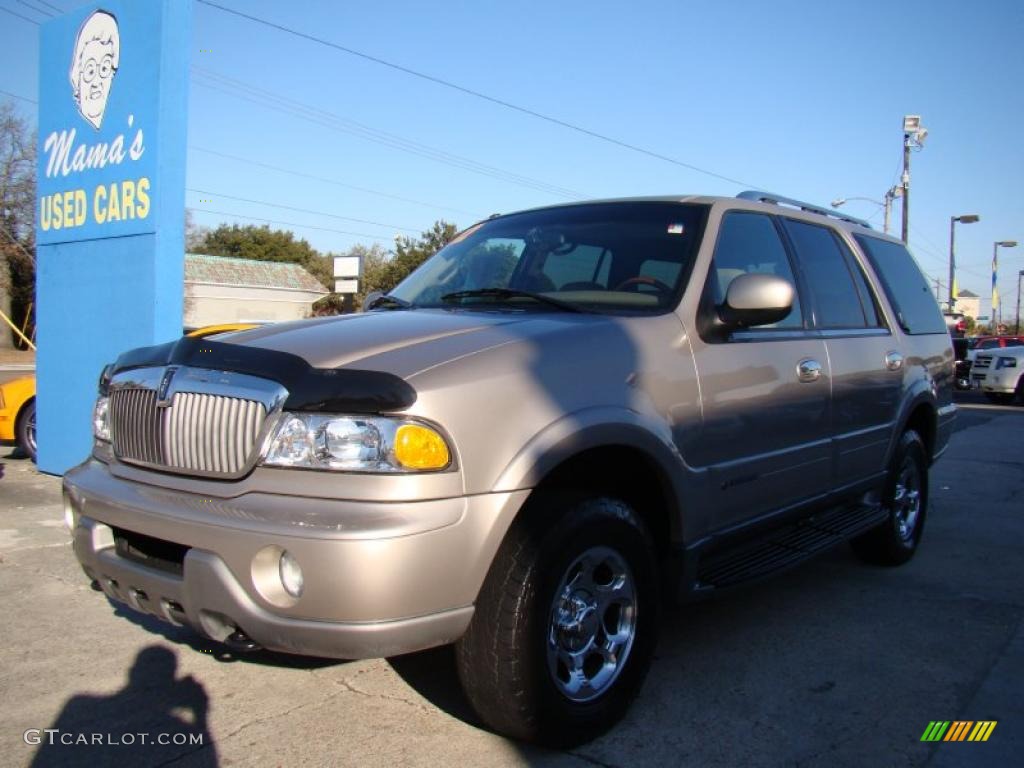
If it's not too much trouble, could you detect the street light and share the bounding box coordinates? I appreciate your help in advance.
[1016,269,1024,335]
[832,186,902,234]
[902,115,928,244]
[992,240,1017,332]
[949,214,980,311]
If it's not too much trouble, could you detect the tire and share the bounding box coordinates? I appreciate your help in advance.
[984,391,1014,405]
[1016,376,1024,405]
[16,400,37,463]
[455,495,659,747]
[851,430,927,566]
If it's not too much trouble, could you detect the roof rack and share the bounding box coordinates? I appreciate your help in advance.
[736,190,873,229]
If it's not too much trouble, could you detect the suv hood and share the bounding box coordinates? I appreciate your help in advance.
[226,309,604,379]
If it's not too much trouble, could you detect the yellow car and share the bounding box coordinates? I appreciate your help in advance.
[0,375,36,461]
[0,323,260,463]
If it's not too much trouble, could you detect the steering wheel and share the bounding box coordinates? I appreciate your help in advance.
[613,275,673,294]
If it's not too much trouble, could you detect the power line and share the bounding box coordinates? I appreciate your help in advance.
[189,145,484,218]
[196,0,756,188]
[186,187,421,232]
[190,207,393,243]
[191,69,587,199]
[0,88,37,105]
[15,0,55,18]
[28,0,62,12]
[0,5,41,25]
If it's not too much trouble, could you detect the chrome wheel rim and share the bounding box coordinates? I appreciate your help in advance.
[893,457,921,541]
[25,409,37,457]
[546,545,637,703]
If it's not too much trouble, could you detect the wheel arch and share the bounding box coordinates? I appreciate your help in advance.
[492,409,693,555]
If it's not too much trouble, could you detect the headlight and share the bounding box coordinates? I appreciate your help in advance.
[262,413,451,472]
[92,396,110,442]
[996,357,1017,370]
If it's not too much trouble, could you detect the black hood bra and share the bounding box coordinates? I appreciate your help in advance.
[108,336,417,414]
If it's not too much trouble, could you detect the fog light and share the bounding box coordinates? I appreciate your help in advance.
[62,491,77,536]
[279,550,304,598]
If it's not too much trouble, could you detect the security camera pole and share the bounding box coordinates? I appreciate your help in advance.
[901,115,927,245]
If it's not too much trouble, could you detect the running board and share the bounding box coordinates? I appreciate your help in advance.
[696,503,887,589]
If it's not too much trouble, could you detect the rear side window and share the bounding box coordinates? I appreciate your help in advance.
[853,235,947,334]
[782,219,877,329]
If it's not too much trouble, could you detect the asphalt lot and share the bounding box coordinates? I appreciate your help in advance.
[1,391,1021,768]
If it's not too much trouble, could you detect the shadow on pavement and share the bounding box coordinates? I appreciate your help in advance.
[110,601,346,670]
[29,646,217,767]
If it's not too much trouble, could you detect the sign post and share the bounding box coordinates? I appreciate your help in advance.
[36,1,191,473]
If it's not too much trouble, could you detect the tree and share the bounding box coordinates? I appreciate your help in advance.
[191,223,333,290]
[314,221,460,315]
[0,101,36,348]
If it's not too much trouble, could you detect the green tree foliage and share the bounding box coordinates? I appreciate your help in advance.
[191,223,333,290]
[315,220,460,314]
[0,101,36,347]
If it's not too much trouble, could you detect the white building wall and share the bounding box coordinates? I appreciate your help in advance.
[957,296,981,320]
[184,282,327,327]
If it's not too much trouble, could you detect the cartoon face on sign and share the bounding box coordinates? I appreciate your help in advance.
[69,10,120,130]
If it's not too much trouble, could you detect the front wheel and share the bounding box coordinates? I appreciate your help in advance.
[852,430,927,566]
[16,400,37,463]
[455,495,658,747]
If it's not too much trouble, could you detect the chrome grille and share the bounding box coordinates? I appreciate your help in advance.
[108,368,278,478]
[973,355,993,370]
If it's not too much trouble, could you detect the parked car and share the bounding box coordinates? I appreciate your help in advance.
[0,375,36,461]
[966,335,1024,363]
[952,337,972,390]
[0,324,259,463]
[65,192,954,746]
[971,345,1024,404]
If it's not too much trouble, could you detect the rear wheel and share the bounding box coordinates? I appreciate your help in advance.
[455,495,658,747]
[852,430,927,566]
[16,400,36,463]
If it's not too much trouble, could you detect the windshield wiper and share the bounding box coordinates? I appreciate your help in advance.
[440,288,583,313]
[366,294,414,310]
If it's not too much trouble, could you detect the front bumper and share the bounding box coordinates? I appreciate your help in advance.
[65,459,529,659]
[971,370,1017,393]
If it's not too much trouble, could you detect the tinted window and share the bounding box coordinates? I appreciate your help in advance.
[839,240,884,327]
[853,235,947,334]
[708,212,803,329]
[542,244,608,289]
[783,219,868,328]
[391,202,708,313]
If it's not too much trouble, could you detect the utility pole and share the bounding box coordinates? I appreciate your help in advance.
[1016,270,1023,335]
[901,116,927,245]
[902,132,911,244]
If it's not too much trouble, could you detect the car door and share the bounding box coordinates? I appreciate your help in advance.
[779,218,903,489]
[688,210,833,530]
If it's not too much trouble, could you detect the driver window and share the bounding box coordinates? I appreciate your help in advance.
[707,212,804,329]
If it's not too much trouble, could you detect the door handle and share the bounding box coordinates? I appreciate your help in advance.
[885,351,904,371]
[797,358,822,383]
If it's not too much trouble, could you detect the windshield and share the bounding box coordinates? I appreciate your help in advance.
[388,202,708,313]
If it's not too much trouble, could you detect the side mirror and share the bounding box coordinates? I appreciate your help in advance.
[719,273,794,328]
[362,291,384,312]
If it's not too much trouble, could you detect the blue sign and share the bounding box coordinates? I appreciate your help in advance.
[37,3,166,244]
[36,0,190,474]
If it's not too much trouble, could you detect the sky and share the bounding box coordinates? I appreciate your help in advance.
[3,0,1023,320]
